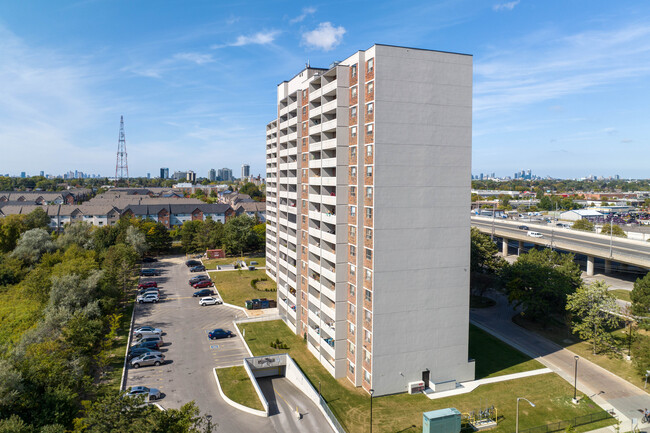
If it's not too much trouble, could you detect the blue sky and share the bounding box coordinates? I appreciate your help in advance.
[1,0,649,179]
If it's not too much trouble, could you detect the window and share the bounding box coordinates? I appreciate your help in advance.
[302,168,307,177]
[365,269,372,282]
[367,81,374,94]
[302,215,306,224]
[350,245,356,257]
[364,370,371,383]
[364,329,371,343]
[348,362,355,375]
[364,309,372,323]
[366,228,372,240]
[348,341,355,355]
[365,249,372,261]
[349,225,356,237]
[351,126,357,137]
[350,147,357,158]
[350,206,356,216]
[351,64,357,78]
[349,303,356,314]
[301,246,306,254]
[349,284,356,297]
[302,122,307,131]
[365,289,372,302]
[350,106,357,118]
[364,349,371,364]
[302,138,307,147]
[351,167,357,177]
[366,166,373,177]
[302,154,306,162]
[367,58,374,73]
[366,145,373,157]
[302,184,307,192]
[302,199,307,208]
[350,264,356,277]
[366,124,373,135]
[351,86,358,98]
[366,208,372,219]
[366,102,373,115]
[366,187,373,198]
[302,89,307,99]
[350,186,356,197]
[349,322,356,335]
[302,106,307,117]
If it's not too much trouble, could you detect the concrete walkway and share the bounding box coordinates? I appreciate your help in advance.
[425,368,552,400]
[470,292,650,433]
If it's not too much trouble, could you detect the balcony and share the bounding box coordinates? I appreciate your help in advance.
[321,229,336,244]
[321,119,337,133]
[322,99,337,114]
[320,336,336,358]
[321,247,336,263]
[308,193,322,203]
[310,105,322,118]
[322,80,337,96]
[322,212,336,225]
[308,210,322,221]
[308,325,320,342]
[321,194,336,206]
[309,176,322,186]
[309,87,322,101]
[321,176,336,186]
[321,138,337,150]
[309,159,322,169]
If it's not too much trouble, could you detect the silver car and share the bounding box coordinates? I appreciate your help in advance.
[130,353,165,369]
[126,385,161,401]
[135,335,163,346]
[137,293,159,304]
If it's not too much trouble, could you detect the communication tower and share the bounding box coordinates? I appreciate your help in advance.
[115,115,129,181]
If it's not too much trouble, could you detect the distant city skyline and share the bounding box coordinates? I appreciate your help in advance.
[1,2,650,177]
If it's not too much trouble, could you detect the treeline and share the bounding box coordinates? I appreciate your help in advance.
[0,209,212,432]
[471,227,650,375]
[472,178,650,193]
[175,215,265,255]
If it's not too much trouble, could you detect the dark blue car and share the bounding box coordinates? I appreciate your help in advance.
[141,268,160,276]
[208,329,233,340]
[190,265,206,272]
[128,347,161,360]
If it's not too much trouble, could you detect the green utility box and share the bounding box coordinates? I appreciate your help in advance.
[423,408,461,433]
[245,300,253,310]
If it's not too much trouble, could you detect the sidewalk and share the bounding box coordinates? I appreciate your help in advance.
[470,292,650,433]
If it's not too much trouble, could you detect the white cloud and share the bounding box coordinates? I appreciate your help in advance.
[290,7,316,24]
[213,30,280,48]
[301,22,346,51]
[173,52,214,65]
[493,1,520,11]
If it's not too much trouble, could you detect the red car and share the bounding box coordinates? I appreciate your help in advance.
[192,280,213,289]
[138,281,158,289]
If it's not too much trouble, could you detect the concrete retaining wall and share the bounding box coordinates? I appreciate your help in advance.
[212,367,268,418]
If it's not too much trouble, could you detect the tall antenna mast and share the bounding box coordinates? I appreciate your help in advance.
[115,115,129,182]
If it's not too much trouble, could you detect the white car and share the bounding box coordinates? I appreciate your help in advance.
[199,296,223,306]
[137,293,159,304]
[133,326,162,339]
[527,231,543,238]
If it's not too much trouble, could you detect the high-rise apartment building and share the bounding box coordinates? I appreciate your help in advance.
[209,168,216,182]
[160,167,169,179]
[241,164,250,180]
[186,170,196,183]
[219,168,233,182]
[265,45,474,396]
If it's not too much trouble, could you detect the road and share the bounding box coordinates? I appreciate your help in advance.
[472,216,650,269]
[126,256,332,433]
[471,292,650,428]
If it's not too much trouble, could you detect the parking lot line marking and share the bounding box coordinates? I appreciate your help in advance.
[210,345,220,349]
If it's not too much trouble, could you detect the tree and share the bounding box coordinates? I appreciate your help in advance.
[600,223,627,238]
[11,229,56,264]
[239,182,263,201]
[125,226,148,257]
[538,195,553,211]
[572,219,594,232]
[57,222,94,250]
[630,273,650,316]
[566,281,620,354]
[24,208,52,231]
[103,244,139,296]
[222,215,258,256]
[470,227,504,274]
[503,249,582,322]
[145,223,172,253]
[0,215,27,253]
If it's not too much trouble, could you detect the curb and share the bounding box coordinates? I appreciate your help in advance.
[120,300,137,392]
[212,367,268,418]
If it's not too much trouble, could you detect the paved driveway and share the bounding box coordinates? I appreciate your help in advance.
[125,256,272,432]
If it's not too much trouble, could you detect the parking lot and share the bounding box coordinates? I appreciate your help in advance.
[124,256,272,432]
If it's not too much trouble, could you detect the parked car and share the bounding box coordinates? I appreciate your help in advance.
[140,268,160,277]
[190,265,206,272]
[193,288,214,297]
[208,328,234,339]
[518,225,529,230]
[189,275,210,285]
[192,280,213,289]
[130,353,165,369]
[135,335,163,346]
[127,347,162,360]
[137,293,159,304]
[138,287,160,296]
[142,257,158,263]
[133,326,162,339]
[556,223,571,228]
[199,296,222,306]
[132,340,161,351]
[185,260,201,267]
[126,386,161,400]
[527,231,543,238]
[138,281,158,289]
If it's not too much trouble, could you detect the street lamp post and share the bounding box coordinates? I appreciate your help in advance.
[491,202,496,241]
[516,397,536,433]
[609,216,614,258]
[369,388,374,433]
[572,356,580,404]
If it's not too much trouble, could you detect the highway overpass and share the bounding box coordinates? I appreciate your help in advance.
[471,216,650,275]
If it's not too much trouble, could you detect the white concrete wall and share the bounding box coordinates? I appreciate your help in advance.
[372,45,474,395]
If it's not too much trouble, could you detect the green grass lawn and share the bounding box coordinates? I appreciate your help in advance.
[240,320,614,433]
[208,269,276,307]
[0,285,44,347]
[215,366,265,411]
[609,289,632,302]
[514,315,649,392]
[203,256,266,270]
